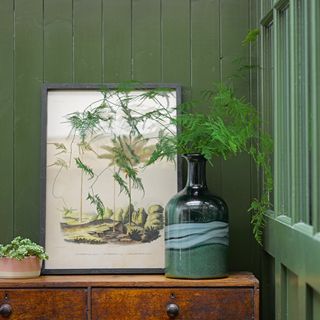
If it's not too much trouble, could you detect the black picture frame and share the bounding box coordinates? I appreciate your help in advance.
[40,83,182,275]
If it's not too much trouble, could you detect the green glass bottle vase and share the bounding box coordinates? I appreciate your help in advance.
[165,153,229,279]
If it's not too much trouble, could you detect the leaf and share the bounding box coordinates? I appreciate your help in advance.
[242,28,260,46]
[87,193,105,218]
[113,172,130,196]
[75,158,94,179]
[48,158,68,169]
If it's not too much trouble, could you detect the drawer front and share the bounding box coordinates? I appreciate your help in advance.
[0,289,87,320]
[92,288,254,320]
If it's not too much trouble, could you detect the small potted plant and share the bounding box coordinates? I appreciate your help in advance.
[0,236,48,278]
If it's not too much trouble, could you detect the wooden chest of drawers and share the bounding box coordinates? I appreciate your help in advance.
[0,273,259,319]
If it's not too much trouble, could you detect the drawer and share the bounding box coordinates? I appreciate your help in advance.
[0,289,87,320]
[92,288,254,320]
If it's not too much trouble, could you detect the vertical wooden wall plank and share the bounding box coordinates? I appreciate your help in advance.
[190,0,221,196]
[162,0,190,90]
[44,0,73,82]
[191,0,220,96]
[103,0,132,82]
[132,0,161,82]
[74,0,102,82]
[162,0,191,186]
[220,0,256,272]
[14,0,43,240]
[0,0,14,243]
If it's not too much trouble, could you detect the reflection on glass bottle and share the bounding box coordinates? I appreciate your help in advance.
[165,154,229,279]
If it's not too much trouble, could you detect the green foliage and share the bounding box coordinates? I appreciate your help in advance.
[63,72,271,243]
[75,157,94,179]
[66,107,111,142]
[128,228,142,241]
[242,28,260,45]
[142,227,160,242]
[60,206,76,217]
[0,236,48,260]
[48,158,68,169]
[87,193,105,219]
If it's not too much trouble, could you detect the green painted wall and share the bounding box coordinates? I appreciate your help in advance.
[0,0,258,273]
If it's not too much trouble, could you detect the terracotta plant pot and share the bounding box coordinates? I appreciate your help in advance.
[0,256,42,278]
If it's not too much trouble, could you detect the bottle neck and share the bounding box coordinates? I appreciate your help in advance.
[184,154,207,189]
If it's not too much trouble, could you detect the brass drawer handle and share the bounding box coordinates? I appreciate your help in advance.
[166,303,179,318]
[0,303,12,318]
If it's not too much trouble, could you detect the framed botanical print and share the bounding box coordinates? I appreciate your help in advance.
[40,83,181,274]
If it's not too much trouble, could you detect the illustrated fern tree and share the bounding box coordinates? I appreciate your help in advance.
[63,84,175,226]
[99,135,155,226]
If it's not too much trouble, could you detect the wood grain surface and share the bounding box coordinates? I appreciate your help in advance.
[0,272,258,288]
[0,289,87,319]
[0,273,259,319]
[92,287,253,320]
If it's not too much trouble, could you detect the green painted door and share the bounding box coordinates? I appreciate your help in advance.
[258,0,320,319]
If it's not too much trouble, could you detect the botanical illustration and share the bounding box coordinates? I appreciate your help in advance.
[45,85,177,257]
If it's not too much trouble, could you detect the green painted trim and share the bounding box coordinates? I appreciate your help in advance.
[274,0,290,10]
[275,259,287,320]
[311,0,320,233]
[260,9,273,26]
[272,8,281,215]
[264,214,320,293]
[289,0,298,223]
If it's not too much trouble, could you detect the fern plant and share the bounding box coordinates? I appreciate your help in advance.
[63,79,271,243]
[145,84,272,244]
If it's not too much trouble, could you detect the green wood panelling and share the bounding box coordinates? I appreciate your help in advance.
[132,0,161,82]
[44,0,73,82]
[259,0,320,318]
[74,0,102,82]
[220,0,258,272]
[0,0,257,276]
[0,0,14,243]
[289,0,299,224]
[265,215,320,297]
[265,215,320,319]
[103,0,132,82]
[287,270,299,320]
[272,7,281,216]
[310,0,320,233]
[261,251,275,320]
[162,0,190,91]
[275,261,287,320]
[14,0,43,241]
[312,290,320,319]
[190,0,220,96]
[190,0,227,268]
[190,0,221,195]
